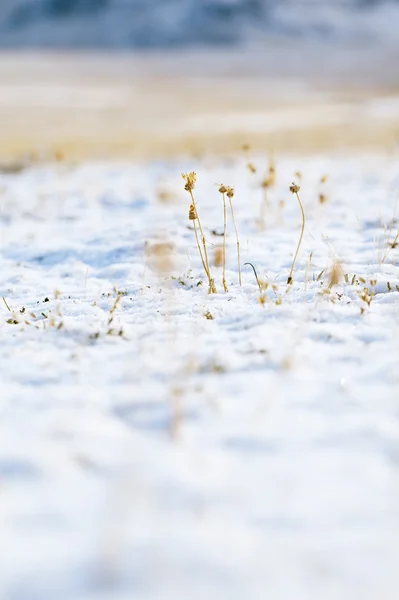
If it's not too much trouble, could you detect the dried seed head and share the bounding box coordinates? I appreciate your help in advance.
[294,171,302,181]
[267,160,276,187]
[247,162,257,174]
[218,184,228,194]
[261,178,269,189]
[188,203,197,220]
[319,193,327,204]
[182,172,196,192]
[289,182,300,194]
[320,174,328,184]
[225,186,235,198]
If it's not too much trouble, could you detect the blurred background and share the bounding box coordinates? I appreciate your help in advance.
[0,0,398,161]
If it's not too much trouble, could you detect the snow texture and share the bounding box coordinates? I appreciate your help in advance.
[1,154,399,599]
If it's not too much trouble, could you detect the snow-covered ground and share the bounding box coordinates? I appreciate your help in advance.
[1,153,399,599]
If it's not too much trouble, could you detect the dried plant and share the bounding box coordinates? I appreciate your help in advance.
[379,188,399,265]
[358,286,374,313]
[107,291,124,335]
[225,186,242,286]
[319,174,328,204]
[219,184,229,291]
[287,182,306,285]
[182,172,216,294]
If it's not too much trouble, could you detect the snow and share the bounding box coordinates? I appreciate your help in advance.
[1,154,399,599]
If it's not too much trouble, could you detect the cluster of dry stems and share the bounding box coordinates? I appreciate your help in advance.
[182,170,306,293]
[182,172,242,294]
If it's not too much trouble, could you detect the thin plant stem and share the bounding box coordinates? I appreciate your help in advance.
[287,188,305,285]
[193,220,208,279]
[222,192,228,291]
[2,296,11,312]
[189,190,210,273]
[189,189,216,293]
[244,262,261,293]
[228,196,242,286]
[382,226,399,264]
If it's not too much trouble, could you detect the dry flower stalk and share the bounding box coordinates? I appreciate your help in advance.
[287,182,306,285]
[225,186,242,286]
[219,184,229,291]
[182,172,216,293]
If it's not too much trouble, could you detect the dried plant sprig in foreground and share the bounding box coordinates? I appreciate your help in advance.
[225,186,242,286]
[182,172,216,294]
[287,182,306,285]
[189,200,209,284]
[219,184,229,292]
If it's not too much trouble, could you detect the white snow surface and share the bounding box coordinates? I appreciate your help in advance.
[1,154,399,599]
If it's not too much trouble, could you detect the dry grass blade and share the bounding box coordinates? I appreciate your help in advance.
[2,297,11,312]
[219,184,229,292]
[226,186,242,286]
[287,182,306,285]
[182,172,216,294]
